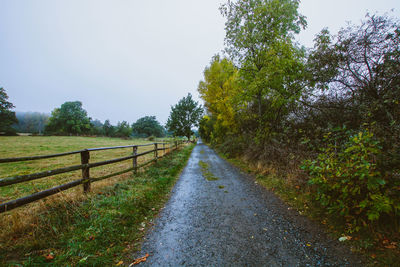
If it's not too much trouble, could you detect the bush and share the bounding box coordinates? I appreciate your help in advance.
[302,129,397,233]
[147,136,155,141]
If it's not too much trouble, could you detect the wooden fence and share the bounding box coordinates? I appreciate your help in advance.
[0,140,185,213]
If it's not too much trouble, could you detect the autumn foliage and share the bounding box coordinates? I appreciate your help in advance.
[198,0,399,238]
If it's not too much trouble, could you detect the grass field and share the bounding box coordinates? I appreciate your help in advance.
[0,139,195,265]
[0,136,172,201]
[0,136,180,258]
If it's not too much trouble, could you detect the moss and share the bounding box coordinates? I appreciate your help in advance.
[198,160,219,181]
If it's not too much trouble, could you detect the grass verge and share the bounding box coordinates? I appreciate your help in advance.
[0,143,195,266]
[220,153,399,267]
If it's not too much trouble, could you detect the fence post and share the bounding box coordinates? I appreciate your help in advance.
[81,150,90,193]
[132,146,138,174]
[163,142,165,156]
[154,143,158,162]
[175,141,178,150]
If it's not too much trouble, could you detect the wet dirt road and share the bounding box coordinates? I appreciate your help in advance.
[136,141,364,266]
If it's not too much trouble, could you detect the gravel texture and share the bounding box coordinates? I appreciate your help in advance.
[135,141,365,266]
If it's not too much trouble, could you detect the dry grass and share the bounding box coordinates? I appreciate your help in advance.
[0,136,172,200]
[0,136,173,249]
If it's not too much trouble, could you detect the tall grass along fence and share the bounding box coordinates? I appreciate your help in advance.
[0,140,185,213]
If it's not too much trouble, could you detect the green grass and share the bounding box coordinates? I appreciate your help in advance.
[198,160,219,181]
[0,136,173,201]
[0,142,195,266]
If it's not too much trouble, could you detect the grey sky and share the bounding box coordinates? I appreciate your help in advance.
[1,0,398,125]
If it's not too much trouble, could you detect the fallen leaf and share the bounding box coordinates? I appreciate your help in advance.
[384,244,396,249]
[129,253,149,266]
[44,254,54,261]
[116,261,124,266]
[306,243,311,247]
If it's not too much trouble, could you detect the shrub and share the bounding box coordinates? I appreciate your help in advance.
[302,129,397,233]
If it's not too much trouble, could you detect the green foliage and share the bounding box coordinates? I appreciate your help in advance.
[0,87,18,135]
[302,130,398,233]
[220,0,307,142]
[115,121,132,138]
[199,115,214,143]
[89,119,104,136]
[166,93,203,141]
[45,101,91,135]
[103,119,115,137]
[221,0,306,62]
[132,116,165,138]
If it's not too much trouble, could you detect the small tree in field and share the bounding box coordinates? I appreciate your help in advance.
[132,116,165,138]
[45,101,91,135]
[166,93,203,141]
[0,87,18,135]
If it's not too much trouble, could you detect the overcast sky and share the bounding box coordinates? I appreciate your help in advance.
[1,0,398,125]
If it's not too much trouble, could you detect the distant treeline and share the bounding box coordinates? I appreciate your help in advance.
[11,102,167,138]
[13,112,49,134]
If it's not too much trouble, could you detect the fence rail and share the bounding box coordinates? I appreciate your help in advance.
[0,140,185,213]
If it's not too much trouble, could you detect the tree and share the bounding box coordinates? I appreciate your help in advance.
[0,87,18,135]
[221,0,307,141]
[307,13,400,169]
[45,101,91,135]
[115,121,132,138]
[198,115,215,143]
[166,93,203,141]
[198,55,240,143]
[132,116,165,138]
[90,119,104,136]
[103,119,115,137]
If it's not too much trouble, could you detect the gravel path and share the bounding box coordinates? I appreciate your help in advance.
[135,141,365,266]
